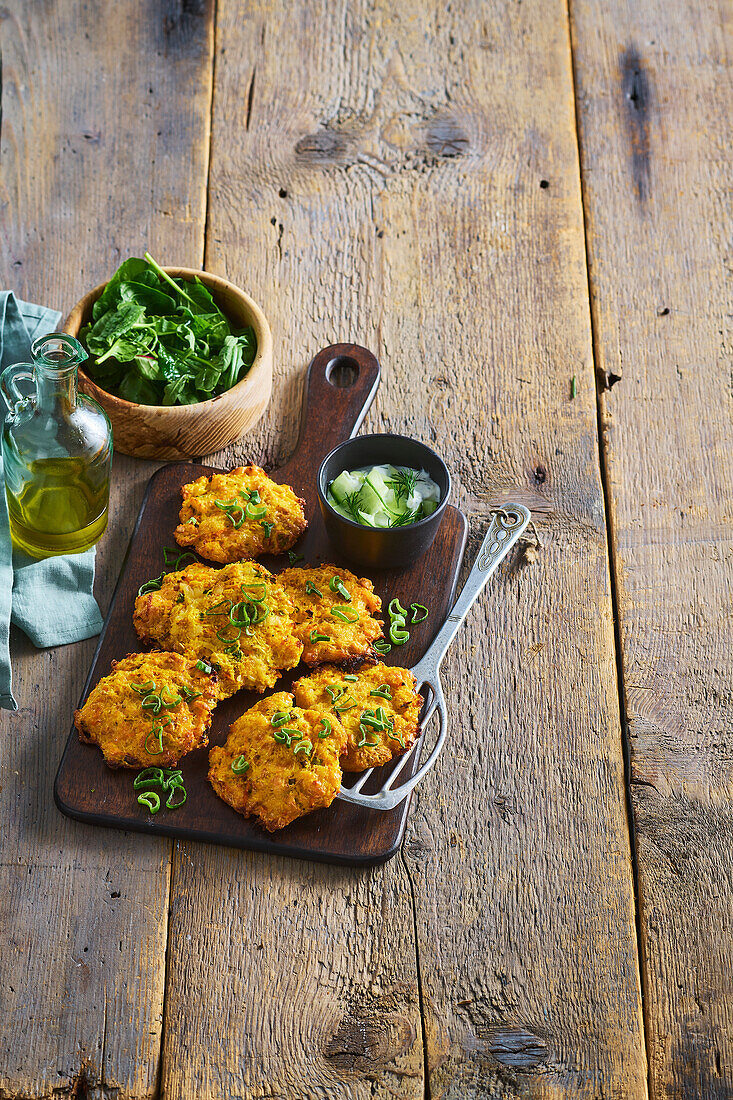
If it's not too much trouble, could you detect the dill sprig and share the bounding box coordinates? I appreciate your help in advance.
[343,487,365,522]
[386,468,417,502]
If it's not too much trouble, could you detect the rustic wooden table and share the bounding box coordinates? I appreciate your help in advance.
[1,2,729,1097]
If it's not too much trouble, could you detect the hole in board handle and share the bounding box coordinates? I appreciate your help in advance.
[326,356,360,388]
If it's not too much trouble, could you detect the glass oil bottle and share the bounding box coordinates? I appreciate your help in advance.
[1,333,112,557]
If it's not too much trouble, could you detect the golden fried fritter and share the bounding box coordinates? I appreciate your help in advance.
[208,691,347,831]
[294,662,423,772]
[133,561,302,699]
[74,651,217,769]
[174,465,307,563]
[279,565,383,666]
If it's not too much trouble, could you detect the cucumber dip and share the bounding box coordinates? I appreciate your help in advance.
[327,464,440,528]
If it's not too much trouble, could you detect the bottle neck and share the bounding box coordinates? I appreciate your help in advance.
[34,363,78,411]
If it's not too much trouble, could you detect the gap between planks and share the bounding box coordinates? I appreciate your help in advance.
[565,0,652,1094]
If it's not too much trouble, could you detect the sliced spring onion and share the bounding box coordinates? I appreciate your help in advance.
[343,674,358,683]
[319,718,332,738]
[329,575,351,601]
[305,580,323,597]
[374,639,392,655]
[261,520,274,537]
[137,574,164,597]
[370,684,392,699]
[410,603,429,624]
[138,791,161,813]
[331,605,359,622]
[165,785,187,809]
[231,755,250,774]
[309,628,330,643]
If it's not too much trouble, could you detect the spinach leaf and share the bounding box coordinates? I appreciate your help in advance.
[80,252,258,407]
[92,258,150,319]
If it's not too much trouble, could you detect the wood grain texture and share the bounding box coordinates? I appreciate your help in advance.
[159,1,647,1097]
[0,1,214,1095]
[569,1,733,1096]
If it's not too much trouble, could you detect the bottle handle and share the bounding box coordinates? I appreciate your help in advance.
[0,363,36,415]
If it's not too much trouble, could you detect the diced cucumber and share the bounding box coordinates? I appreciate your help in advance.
[422,500,438,515]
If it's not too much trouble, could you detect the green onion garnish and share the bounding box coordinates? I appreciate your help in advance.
[130,679,156,695]
[137,573,164,597]
[180,685,202,701]
[334,696,356,712]
[387,730,406,749]
[343,674,358,682]
[241,581,267,602]
[331,605,359,623]
[288,550,304,564]
[309,628,331,643]
[357,724,379,748]
[203,599,233,617]
[329,575,351,601]
[389,623,409,646]
[165,785,187,809]
[159,686,182,708]
[261,520,274,538]
[374,639,392,655]
[141,692,163,715]
[410,603,428,624]
[325,686,344,703]
[137,791,161,813]
[305,581,323,597]
[246,502,267,519]
[389,598,408,619]
[214,499,245,528]
[270,711,291,727]
[370,684,392,699]
[133,767,165,790]
[145,727,164,755]
[196,659,213,674]
[231,756,250,774]
[293,741,312,756]
[319,718,332,738]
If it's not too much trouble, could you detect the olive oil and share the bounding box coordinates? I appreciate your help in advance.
[1,333,112,559]
[5,456,109,556]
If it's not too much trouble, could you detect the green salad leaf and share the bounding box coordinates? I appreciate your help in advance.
[80,252,257,406]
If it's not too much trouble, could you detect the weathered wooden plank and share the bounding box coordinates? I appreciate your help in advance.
[159,4,425,1097]
[0,2,214,1096]
[160,1,647,1097]
[569,1,733,1096]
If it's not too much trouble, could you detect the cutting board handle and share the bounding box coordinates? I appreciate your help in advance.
[285,343,381,476]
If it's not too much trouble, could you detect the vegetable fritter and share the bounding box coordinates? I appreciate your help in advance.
[208,691,347,831]
[133,562,302,699]
[74,651,217,769]
[294,663,423,772]
[279,565,383,666]
[174,465,307,563]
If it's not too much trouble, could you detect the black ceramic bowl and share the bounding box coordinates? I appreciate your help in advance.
[317,433,451,569]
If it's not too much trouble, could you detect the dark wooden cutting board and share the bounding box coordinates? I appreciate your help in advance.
[54,344,467,866]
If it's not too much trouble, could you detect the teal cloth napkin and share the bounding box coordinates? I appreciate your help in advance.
[0,291,103,711]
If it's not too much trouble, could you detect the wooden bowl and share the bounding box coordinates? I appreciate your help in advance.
[63,267,272,460]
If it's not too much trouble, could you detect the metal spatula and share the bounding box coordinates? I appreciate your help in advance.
[337,504,532,810]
